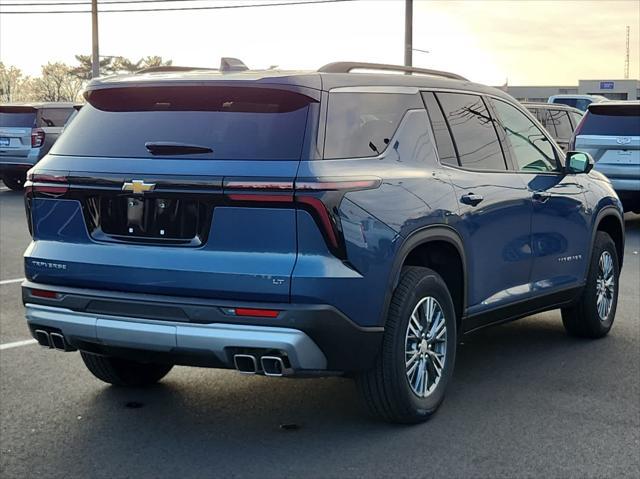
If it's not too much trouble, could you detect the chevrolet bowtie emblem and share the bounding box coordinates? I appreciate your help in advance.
[122,180,156,194]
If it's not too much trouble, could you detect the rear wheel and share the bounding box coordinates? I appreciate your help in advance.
[561,232,619,338]
[2,175,25,191]
[80,351,173,387]
[356,267,457,424]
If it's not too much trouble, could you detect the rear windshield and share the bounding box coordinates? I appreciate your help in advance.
[552,98,592,111]
[580,105,640,136]
[0,108,36,128]
[52,86,316,160]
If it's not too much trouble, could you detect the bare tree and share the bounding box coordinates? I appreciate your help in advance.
[0,62,36,102]
[32,63,84,102]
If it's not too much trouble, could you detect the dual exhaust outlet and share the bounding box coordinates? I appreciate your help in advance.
[34,329,72,351]
[233,354,290,377]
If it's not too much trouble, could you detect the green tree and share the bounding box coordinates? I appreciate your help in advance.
[69,54,114,80]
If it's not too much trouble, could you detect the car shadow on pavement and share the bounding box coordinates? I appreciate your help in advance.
[38,311,629,477]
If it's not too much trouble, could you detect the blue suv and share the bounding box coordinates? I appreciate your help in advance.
[21,62,625,423]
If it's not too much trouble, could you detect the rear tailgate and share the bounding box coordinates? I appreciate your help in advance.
[574,103,640,185]
[0,107,35,157]
[25,84,320,302]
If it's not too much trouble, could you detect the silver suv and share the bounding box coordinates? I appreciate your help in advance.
[572,101,640,213]
[0,102,79,190]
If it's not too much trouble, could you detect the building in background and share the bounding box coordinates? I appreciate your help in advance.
[506,79,640,102]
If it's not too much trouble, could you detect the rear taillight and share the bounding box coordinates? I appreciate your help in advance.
[223,177,381,258]
[25,171,69,195]
[569,113,588,151]
[31,128,45,148]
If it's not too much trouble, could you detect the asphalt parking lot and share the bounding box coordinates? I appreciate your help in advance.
[1,187,638,478]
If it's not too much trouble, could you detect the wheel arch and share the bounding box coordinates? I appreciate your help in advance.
[383,226,467,332]
[591,206,625,272]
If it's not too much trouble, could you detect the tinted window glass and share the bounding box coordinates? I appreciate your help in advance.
[422,92,458,166]
[52,87,315,160]
[324,92,422,159]
[492,99,557,172]
[38,108,74,127]
[436,92,506,171]
[551,98,592,111]
[579,106,640,136]
[548,110,573,139]
[0,109,36,127]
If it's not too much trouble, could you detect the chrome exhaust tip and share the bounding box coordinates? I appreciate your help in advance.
[49,332,67,351]
[34,329,51,348]
[261,356,285,377]
[233,354,258,374]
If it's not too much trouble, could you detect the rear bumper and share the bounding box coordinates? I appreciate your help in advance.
[0,160,33,178]
[22,281,383,373]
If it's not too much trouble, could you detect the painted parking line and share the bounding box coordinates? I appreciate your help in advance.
[0,278,25,286]
[0,339,37,351]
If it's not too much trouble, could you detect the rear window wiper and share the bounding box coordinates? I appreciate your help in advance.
[145,142,213,156]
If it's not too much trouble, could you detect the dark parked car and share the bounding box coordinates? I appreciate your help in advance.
[572,101,639,213]
[523,102,583,152]
[0,102,79,190]
[22,62,624,423]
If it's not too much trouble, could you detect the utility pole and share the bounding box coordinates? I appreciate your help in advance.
[624,25,630,80]
[91,0,100,78]
[404,0,413,68]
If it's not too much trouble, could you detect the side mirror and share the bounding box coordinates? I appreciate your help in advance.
[565,151,594,174]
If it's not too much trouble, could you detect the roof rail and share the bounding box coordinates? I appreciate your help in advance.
[318,62,468,81]
[135,65,217,74]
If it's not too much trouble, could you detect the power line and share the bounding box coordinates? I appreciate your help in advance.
[0,0,215,6]
[1,0,354,11]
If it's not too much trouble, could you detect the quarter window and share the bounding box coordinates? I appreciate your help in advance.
[549,110,573,139]
[436,92,507,171]
[491,99,558,172]
[38,108,74,127]
[323,92,423,159]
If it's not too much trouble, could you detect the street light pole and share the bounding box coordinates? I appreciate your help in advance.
[404,0,413,67]
[91,0,100,78]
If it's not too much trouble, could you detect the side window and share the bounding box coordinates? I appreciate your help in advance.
[436,92,507,171]
[537,109,557,137]
[569,111,584,129]
[491,99,558,172]
[549,110,573,139]
[422,92,458,166]
[323,92,423,159]
[38,108,74,127]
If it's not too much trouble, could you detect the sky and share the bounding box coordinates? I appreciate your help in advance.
[0,0,639,86]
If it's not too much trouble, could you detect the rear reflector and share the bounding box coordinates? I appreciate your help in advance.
[223,307,280,318]
[31,289,58,299]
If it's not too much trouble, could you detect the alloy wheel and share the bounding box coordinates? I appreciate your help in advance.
[596,250,615,321]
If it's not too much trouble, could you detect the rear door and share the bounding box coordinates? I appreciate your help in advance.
[0,106,36,158]
[547,109,574,152]
[426,92,534,317]
[26,84,320,302]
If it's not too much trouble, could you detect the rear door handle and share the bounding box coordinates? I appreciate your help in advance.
[460,192,484,206]
[532,191,552,203]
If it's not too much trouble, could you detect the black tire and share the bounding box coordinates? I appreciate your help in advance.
[2,176,25,191]
[356,267,457,424]
[80,351,173,387]
[561,232,619,338]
